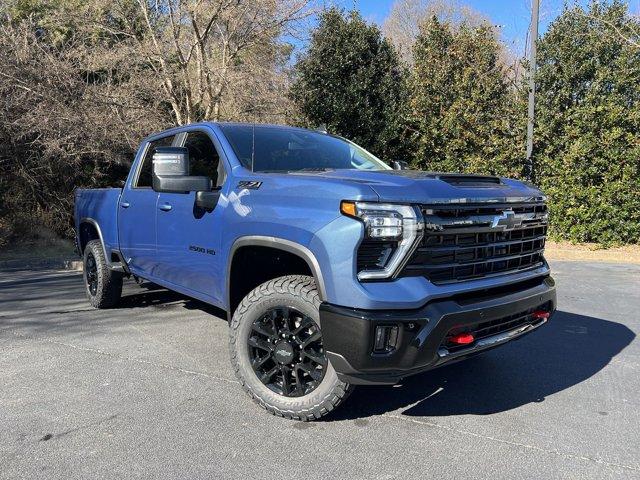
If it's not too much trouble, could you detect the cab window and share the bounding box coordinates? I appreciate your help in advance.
[135,135,175,188]
[184,131,224,188]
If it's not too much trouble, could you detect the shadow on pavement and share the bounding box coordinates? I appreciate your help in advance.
[0,272,226,334]
[117,282,226,317]
[2,272,634,422]
[326,311,635,421]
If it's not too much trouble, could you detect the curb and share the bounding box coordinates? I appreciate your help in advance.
[0,257,83,272]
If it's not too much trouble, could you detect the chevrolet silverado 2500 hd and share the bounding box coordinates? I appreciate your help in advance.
[75,122,556,420]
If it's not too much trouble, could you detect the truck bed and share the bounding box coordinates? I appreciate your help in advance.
[74,188,122,258]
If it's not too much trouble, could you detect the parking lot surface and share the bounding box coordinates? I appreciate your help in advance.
[1,261,639,479]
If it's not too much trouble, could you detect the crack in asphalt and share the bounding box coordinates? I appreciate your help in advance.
[383,414,640,474]
[7,329,638,474]
[8,330,239,386]
[126,322,209,372]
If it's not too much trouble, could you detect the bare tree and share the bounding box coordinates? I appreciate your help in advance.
[575,10,640,49]
[0,0,315,242]
[0,14,169,240]
[111,0,315,124]
[382,0,490,64]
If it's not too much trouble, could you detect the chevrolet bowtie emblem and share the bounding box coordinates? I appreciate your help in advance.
[491,210,524,230]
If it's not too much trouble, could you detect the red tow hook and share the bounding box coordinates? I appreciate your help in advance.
[450,333,475,345]
[532,310,550,320]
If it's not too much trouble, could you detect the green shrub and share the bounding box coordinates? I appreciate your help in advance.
[290,8,408,161]
[407,17,524,178]
[535,1,640,244]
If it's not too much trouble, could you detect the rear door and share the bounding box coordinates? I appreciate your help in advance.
[155,128,228,302]
[119,134,176,276]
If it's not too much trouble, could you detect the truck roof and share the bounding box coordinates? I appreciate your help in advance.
[143,122,313,143]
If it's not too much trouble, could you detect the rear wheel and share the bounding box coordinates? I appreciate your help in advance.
[83,239,123,309]
[229,275,353,420]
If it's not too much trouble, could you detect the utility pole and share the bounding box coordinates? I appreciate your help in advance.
[526,0,540,181]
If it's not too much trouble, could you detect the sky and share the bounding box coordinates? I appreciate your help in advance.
[344,0,640,55]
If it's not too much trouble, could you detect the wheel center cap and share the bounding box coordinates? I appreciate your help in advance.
[274,341,295,364]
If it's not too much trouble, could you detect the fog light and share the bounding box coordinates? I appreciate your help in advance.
[374,325,399,353]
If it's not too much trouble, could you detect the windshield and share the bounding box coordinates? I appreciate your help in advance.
[219,124,392,172]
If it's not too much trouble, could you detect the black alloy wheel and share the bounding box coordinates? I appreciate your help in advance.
[230,275,353,420]
[82,239,123,309]
[248,306,327,397]
[85,252,99,296]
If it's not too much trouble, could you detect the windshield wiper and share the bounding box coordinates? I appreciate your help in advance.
[291,167,331,172]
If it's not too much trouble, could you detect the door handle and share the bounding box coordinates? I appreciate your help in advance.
[159,203,172,212]
[120,201,130,208]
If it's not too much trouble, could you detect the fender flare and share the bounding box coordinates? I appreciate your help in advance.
[227,235,328,305]
[78,218,127,272]
[79,218,108,260]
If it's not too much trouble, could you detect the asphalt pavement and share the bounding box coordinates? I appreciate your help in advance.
[1,261,639,479]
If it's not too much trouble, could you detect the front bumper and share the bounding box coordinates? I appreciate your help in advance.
[320,276,557,385]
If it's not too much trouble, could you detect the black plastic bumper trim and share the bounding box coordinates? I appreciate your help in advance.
[320,276,557,385]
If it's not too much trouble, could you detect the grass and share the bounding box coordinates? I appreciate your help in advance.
[544,240,640,264]
[0,237,75,262]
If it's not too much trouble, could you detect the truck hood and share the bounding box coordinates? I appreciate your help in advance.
[288,169,545,203]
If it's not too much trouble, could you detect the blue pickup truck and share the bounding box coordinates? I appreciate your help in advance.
[75,122,556,420]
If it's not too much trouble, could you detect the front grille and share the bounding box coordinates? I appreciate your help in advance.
[401,202,548,284]
[441,302,552,352]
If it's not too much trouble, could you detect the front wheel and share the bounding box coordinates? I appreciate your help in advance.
[229,275,353,421]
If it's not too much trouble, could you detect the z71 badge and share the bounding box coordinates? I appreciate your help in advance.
[237,180,262,189]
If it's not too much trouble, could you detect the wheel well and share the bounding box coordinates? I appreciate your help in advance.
[79,222,100,253]
[228,246,313,318]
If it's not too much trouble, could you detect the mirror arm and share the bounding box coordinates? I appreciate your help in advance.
[195,188,222,212]
[392,160,411,170]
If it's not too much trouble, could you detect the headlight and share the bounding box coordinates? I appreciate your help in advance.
[341,201,423,280]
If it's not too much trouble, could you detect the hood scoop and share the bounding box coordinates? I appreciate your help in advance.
[437,174,502,187]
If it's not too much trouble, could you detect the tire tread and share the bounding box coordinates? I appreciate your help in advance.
[84,239,122,309]
[229,275,353,421]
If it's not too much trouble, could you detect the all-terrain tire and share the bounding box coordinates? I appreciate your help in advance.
[229,275,353,421]
[83,239,123,309]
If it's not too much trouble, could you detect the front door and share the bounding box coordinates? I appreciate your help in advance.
[155,128,227,303]
[118,133,176,276]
